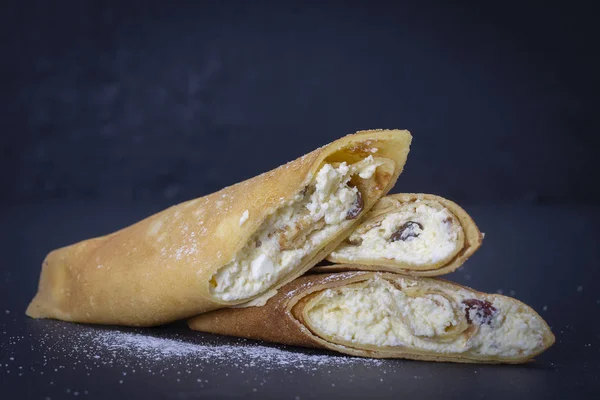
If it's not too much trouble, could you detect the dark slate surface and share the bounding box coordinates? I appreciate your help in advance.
[1,201,599,399]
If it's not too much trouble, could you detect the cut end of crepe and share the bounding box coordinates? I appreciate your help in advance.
[300,274,554,363]
[190,270,554,364]
[207,130,412,305]
[209,157,382,302]
[327,193,482,276]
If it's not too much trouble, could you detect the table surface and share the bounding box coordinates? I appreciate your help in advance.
[1,200,599,399]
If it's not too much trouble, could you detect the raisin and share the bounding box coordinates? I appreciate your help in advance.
[346,189,364,220]
[462,299,497,325]
[390,221,423,242]
[346,237,363,246]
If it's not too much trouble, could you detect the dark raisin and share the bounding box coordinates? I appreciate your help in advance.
[346,189,364,220]
[462,299,497,325]
[256,240,262,248]
[390,221,423,242]
[346,237,363,246]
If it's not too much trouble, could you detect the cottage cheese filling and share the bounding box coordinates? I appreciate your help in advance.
[331,202,463,267]
[305,277,551,359]
[210,156,380,301]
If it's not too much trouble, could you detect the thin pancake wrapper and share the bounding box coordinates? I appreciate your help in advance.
[326,193,482,276]
[189,269,554,364]
[27,129,411,326]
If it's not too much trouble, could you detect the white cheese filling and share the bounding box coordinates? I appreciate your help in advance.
[210,156,380,301]
[305,277,551,359]
[331,202,463,266]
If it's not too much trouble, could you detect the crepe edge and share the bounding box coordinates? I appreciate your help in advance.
[325,193,483,276]
[189,269,554,364]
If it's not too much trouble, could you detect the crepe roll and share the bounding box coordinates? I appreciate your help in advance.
[189,270,554,364]
[326,194,482,276]
[26,130,412,326]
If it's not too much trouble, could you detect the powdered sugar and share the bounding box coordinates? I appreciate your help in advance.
[8,322,381,374]
[0,319,388,397]
[91,330,379,368]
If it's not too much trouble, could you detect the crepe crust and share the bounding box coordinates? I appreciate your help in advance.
[188,269,554,364]
[325,193,482,276]
[26,130,411,326]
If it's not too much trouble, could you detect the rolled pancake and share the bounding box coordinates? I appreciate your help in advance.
[326,193,482,276]
[26,130,411,326]
[188,269,554,364]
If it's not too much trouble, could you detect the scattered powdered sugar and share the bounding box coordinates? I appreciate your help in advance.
[5,322,381,376]
[90,330,378,369]
[1,320,386,396]
[94,331,203,359]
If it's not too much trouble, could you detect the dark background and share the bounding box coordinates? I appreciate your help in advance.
[2,0,599,205]
[1,1,599,399]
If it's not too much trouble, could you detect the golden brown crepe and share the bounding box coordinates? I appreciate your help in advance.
[26,129,412,326]
[189,269,554,364]
[325,193,482,276]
